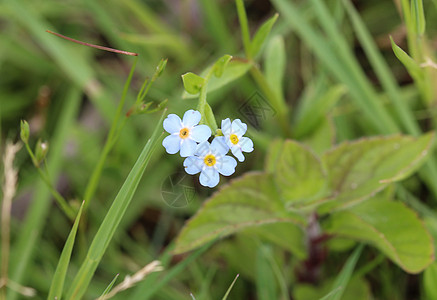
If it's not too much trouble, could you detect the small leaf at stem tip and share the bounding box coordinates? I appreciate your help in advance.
[213,55,233,77]
[20,120,30,143]
[249,13,279,58]
[390,36,422,79]
[182,72,205,95]
[154,58,168,79]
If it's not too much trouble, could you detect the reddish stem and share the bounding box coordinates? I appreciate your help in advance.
[46,30,138,56]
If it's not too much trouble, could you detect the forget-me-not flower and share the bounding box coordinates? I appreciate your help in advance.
[162,110,211,157]
[221,118,253,162]
[183,137,237,188]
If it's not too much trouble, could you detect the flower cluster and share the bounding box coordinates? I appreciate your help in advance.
[162,110,253,188]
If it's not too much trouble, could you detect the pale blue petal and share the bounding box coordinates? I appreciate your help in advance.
[211,136,229,156]
[232,119,247,136]
[163,114,182,134]
[182,110,201,127]
[162,134,180,154]
[180,139,197,157]
[196,141,211,156]
[221,118,232,135]
[183,156,202,175]
[199,167,220,188]
[231,146,245,162]
[239,137,254,152]
[216,156,237,176]
[190,125,211,142]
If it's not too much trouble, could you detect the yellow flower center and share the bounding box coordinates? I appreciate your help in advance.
[204,154,216,167]
[230,134,239,145]
[179,128,190,139]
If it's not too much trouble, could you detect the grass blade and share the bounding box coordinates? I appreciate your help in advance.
[47,201,84,300]
[235,0,251,58]
[222,274,239,300]
[65,110,166,300]
[96,274,119,300]
[9,87,82,300]
[320,244,364,300]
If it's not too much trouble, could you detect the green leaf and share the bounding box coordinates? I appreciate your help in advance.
[411,0,425,36]
[182,60,251,99]
[244,222,307,259]
[264,35,286,102]
[173,172,305,254]
[320,133,434,212]
[267,140,327,208]
[96,274,119,300]
[249,13,279,58]
[213,54,232,78]
[47,201,84,300]
[65,111,166,300]
[325,198,434,273]
[390,37,422,80]
[222,274,239,300]
[181,72,205,95]
[202,102,218,133]
[235,0,251,57]
[324,244,364,300]
[424,262,437,300]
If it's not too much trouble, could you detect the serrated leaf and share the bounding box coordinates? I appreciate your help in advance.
[213,54,232,78]
[325,198,434,273]
[320,133,434,212]
[250,13,279,58]
[182,72,205,95]
[267,139,327,208]
[173,172,305,254]
[182,61,251,99]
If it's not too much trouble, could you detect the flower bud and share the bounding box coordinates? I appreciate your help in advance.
[20,120,30,143]
[35,139,49,165]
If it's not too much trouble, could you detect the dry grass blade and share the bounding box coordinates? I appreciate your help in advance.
[97,261,163,300]
[1,142,22,297]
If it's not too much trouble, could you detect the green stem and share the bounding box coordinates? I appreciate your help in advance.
[24,143,75,220]
[197,68,218,133]
[250,65,291,137]
[82,57,138,211]
[235,0,251,59]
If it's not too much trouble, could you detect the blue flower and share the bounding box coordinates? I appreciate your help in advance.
[162,110,211,157]
[183,137,237,188]
[221,118,253,162]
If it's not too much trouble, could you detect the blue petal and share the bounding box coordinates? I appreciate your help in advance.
[211,136,229,156]
[239,137,254,152]
[199,167,220,188]
[196,141,211,156]
[221,118,232,135]
[162,134,180,154]
[183,156,202,175]
[231,146,245,162]
[232,119,247,136]
[180,138,197,157]
[216,156,237,176]
[182,110,201,127]
[163,114,182,134]
[190,125,211,142]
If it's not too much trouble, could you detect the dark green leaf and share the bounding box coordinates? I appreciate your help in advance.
[173,172,305,254]
[267,140,327,208]
[325,198,434,273]
[320,133,434,212]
